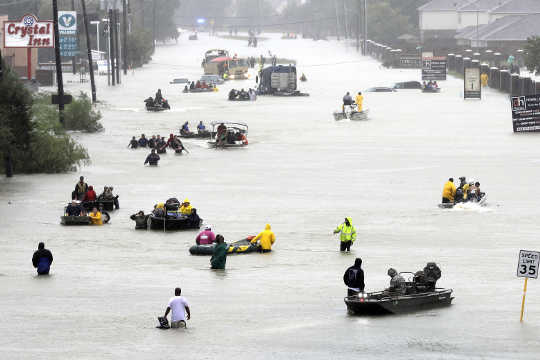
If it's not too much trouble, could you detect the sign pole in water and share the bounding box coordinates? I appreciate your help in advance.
[520,278,528,322]
[516,249,539,321]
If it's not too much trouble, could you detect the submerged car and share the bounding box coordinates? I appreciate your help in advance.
[393,81,422,89]
[200,74,224,85]
[365,87,396,93]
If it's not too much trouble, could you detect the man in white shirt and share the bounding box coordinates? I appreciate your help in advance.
[164,287,191,328]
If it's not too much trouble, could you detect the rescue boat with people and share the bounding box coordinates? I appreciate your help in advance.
[333,105,369,121]
[345,288,454,315]
[189,237,258,255]
[148,198,203,231]
[438,194,487,209]
[208,122,248,149]
[345,272,454,315]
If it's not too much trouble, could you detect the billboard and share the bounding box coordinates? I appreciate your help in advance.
[3,14,54,48]
[58,11,78,57]
[464,67,481,99]
[398,55,421,69]
[422,54,447,81]
[511,95,540,133]
[58,11,77,35]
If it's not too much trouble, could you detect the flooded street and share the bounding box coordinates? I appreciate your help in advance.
[2,33,540,359]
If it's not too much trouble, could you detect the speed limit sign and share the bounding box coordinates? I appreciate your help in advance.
[517,250,540,279]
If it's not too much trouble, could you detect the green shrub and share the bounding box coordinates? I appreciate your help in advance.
[64,92,103,132]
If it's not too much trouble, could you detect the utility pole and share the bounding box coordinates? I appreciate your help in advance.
[343,0,349,39]
[363,0,367,55]
[334,0,341,41]
[114,9,120,83]
[122,0,128,75]
[152,0,156,52]
[52,0,66,124]
[81,0,96,103]
[356,0,360,51]
[109,9,116,86]
[71,0,77,74]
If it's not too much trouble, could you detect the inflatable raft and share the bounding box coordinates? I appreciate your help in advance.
[189,238,258,255]
[149,214,202,231]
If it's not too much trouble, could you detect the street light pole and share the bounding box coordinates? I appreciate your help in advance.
[91,21,100,52]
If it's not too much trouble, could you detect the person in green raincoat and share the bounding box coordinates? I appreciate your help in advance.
[334,217,356,252]
[210,235,227,269]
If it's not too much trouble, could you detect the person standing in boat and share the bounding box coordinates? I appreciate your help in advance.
[32,242,53,275]
[343,258,365,296]
[442,178,456,204]
[154,89,163,105]
[83,186,97,202]
[342,92,353,114]
[211,235,228,269]
[73,176,88,200]
[144,149,160,166]
[334,217,356,252]
[355,92,364,112]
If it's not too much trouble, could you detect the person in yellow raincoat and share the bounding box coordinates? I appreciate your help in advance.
[251,224,276,253]
[89,207,103,225]
[355,92,364,112]
[442,178,456,204]
[180,199,193,215]
[481,73,488,87]
[334,217,356,252]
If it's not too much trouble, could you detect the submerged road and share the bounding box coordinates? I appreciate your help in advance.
[1,33,540,359]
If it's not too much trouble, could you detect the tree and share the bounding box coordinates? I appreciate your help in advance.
[367,1,411,44]
[0,57,33,176]
[0,59,89,175]
[525,36,540,75]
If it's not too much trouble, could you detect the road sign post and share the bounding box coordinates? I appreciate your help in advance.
[516,250,540,321]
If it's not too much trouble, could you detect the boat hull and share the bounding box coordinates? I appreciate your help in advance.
[345,289,453,315]
[149,215,202,231]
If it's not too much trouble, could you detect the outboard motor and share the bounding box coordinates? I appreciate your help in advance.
[165,198,180,211]
[423,262,441,291]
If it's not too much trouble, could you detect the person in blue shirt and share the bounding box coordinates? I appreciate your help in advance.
[138,134,148,147]
[182,122,190,132]
[32,242,53,275]
[197,121,205,133]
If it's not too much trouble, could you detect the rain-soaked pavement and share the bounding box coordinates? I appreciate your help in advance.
[1,32,540,359]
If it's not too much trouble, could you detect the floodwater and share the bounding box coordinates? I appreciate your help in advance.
[1,33,540,359]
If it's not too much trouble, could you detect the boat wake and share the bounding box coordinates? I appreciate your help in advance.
[449,202,492,212]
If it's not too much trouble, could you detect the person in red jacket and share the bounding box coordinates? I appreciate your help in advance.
[83,185,97,202]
